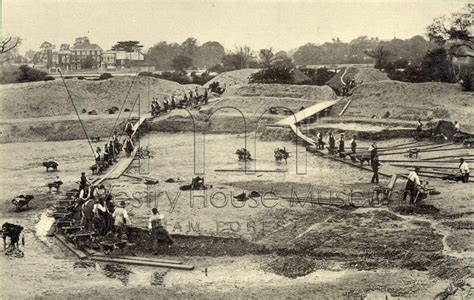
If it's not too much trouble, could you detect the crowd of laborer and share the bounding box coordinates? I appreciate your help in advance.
[151,87,209,116]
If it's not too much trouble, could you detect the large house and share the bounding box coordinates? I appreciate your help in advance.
[69,37,103,70]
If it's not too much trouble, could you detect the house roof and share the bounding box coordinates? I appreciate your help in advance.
[70,43,103,51]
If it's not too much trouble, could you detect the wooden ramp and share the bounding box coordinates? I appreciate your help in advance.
[276,100,339,126]
[94,114,150,184]
[289,124,316,147]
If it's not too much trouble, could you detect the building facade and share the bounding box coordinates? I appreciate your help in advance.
[69,37,103,70]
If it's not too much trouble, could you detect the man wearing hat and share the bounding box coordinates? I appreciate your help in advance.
[459,158,470,183]
[403,167,421,203]
[112,201,131,238]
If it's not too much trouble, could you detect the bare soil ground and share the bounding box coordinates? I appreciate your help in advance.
[0,76,190,119]
[223,83,336,100]
[204,69,260,88]
[334,81,474,132]
[0,133,473,298]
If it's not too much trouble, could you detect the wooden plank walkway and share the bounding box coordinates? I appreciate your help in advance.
[94,114,151,184]
[276,100,339,126]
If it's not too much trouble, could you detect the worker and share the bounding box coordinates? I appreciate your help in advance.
[109,141,117,162]
[203,88,209,104]
[454,121,460,132]
[317,132,325,150]
[415,119,423,139]
[125,121,133,137]
[370,142,378,163]
[148,208,174,255]
[95,147,101,163]
[403,167,421,203]
[459,158,470,183]
[338,134,345,157]
[112,201,131,239]
[328,132,336,154]
[371,155,380,184]
[79,172,91,191]
[350,136,357,154]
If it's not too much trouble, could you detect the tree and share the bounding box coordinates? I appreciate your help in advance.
[148,41,181,70]
[236,45,256,69]
[171,55,193,73]
[222,53,242,70]
[0,36,21,63]
[422,48,456,83]
[259,48,274,67]
[111,40,143,52]
[181,37,199,57]
[195,41,225,68]
[427,3,473,55]
[25,50,36,62]
[365,46,392,70]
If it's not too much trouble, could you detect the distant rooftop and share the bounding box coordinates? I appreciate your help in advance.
[70,43,103,51]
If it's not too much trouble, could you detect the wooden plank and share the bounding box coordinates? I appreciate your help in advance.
[277,100,339,126]
[390,163,458,170]
[338,98,353,117]
[215,169,287,173]
[54,233,88,259]
[90,256,194,270]
[91,253,183,265]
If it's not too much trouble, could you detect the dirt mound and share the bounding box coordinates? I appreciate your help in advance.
[262,255,318,278]
[206,96,321,115]
[223,83,336,100]
[337,81,474,131]
[204,69,259,88]
[0,76,188,119]
[326,67,389,93]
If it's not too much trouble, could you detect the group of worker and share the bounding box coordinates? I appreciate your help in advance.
[76,173,173,254]
[150,87,209,117]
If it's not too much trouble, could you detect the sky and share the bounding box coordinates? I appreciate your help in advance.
[1,0,469,54]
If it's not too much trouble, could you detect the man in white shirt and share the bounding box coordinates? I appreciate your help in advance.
[403,167,421,203]
[459,158,470,183]
[148,208,173,255]
[454,121,460,132]
[113,201,131,239]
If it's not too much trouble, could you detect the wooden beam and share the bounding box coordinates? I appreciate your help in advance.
[91,253,183,265]
[54,233,88,259]
[90,256,194,270]
[215,169,288,173]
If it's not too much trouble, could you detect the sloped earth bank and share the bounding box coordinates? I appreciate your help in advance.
[1,133,472,298]
[332,81,474,132]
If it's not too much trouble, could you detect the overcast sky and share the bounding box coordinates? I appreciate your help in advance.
[2,0,469,54]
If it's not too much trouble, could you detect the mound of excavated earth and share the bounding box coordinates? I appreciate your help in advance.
[327,66,390,93]
[336,81,474,131]
[223,83,337,101]
[204,69,260,88]
[0,76,191,119]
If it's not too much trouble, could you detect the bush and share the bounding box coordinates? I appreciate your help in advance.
[98,73,113,80]
[44,75,55,81]
[460,72,473,91]
[17,65,48,83]
[191,71,216,85]
[250,66,293,84]
[207,64,225,74]
[299,67,336,85]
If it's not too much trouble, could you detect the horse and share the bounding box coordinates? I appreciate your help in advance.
[274,148,290,164]
[2,222,24,250]
[43,161,59,172]
[235,148,252,162]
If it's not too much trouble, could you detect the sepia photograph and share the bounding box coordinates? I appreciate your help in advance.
[0,0,473,298]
